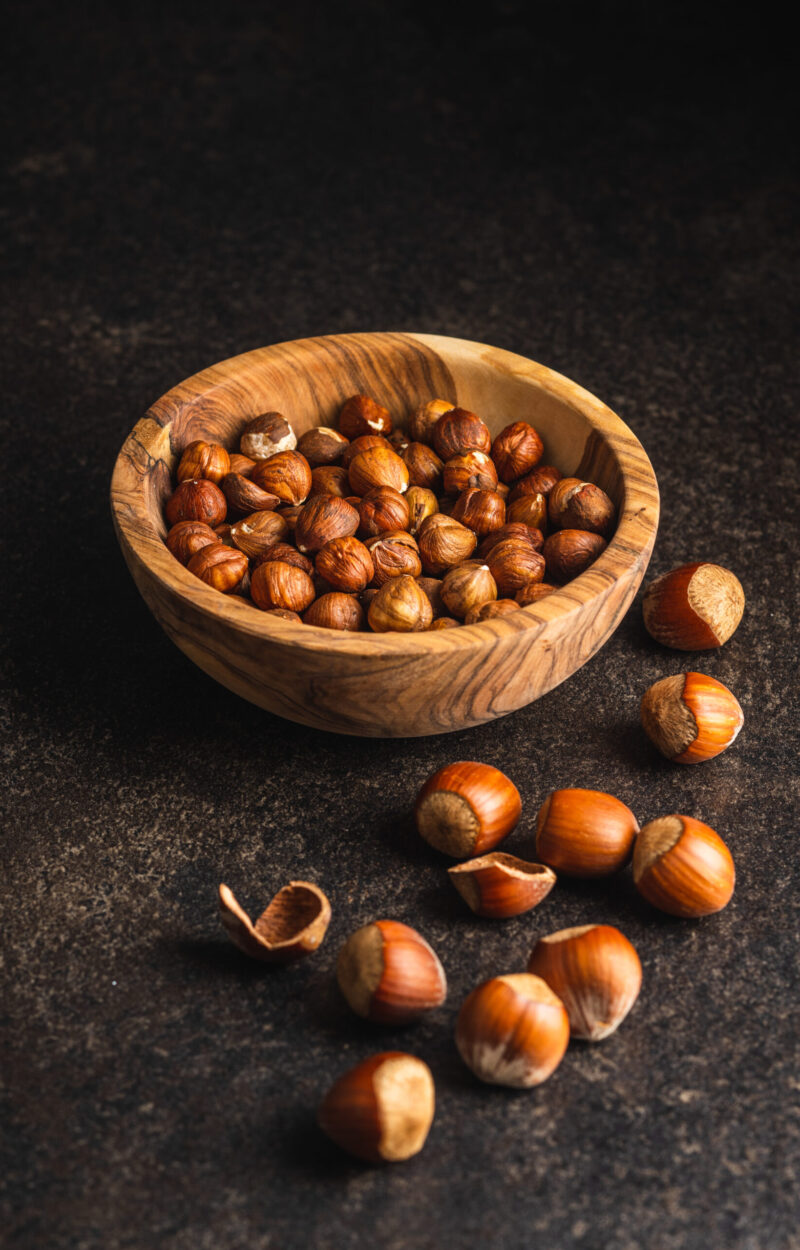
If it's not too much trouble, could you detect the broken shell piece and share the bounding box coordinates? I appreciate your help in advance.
[448,853,557,918]
[219,880,331,963]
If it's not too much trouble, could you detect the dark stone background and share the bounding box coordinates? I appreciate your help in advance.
[2,4,798,1248]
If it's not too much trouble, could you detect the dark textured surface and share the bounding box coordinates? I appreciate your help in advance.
[2,5,799,1248]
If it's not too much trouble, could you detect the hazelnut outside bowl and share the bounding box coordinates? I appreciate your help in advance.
[110,332,659,736]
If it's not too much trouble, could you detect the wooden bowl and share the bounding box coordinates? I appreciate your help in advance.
[110,332,659,737]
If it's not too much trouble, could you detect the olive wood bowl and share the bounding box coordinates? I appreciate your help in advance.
[110,332,659,736]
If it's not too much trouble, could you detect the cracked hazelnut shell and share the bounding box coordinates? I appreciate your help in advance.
[219,880,331,963]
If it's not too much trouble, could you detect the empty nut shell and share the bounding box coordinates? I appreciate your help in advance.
[642,562,745,650]
[219,880,331,963]
[337,919,447,1024]
[641,671,744,763]
[415,761,521,858]
[633,815,735,917]
[449,853,556,918]
[527,924,642,1040]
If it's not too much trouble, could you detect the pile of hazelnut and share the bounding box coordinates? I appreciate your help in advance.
[162,394,617,631]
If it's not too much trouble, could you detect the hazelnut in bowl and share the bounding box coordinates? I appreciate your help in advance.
[110,332,658,736]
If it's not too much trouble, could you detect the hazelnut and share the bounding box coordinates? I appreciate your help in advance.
[535,788,639,877]
[348,446,410,497]
[303,593,365,631]
[442,451,498,495]
[368,575,433,632]
[229,509,289,558]
[365,532,421,585]
[449,488,506,536]
[252,542,314,574]
[548,478,616,536]
[295,495,360,553]
[318,1052,435,1164]
[239,411,297,460]
[414,761,521,858]
[176,439,231,483]
[463,599,521,623]
[297,426,350,466]
[357,486,410,538]
[642,562,745,650]
[337,919,447,1024]
[527,925,642,1041]
[477,523,544,558]
[341,434,388,470]
[186,543,248,592]
[641,672,744,764]
[219,881,331,963]
[165,520,219,565]
[485,538,545,597]
[402,442,444,492]
[405,487,439,535]
[516,582,558,605]
[455,974,569,1088]
[543,529,607,582]
[213,523,236,547]
[228,453,257,477]
[508,463,562,501]
[490,421,544,483]
[250,450,312,505]
[429,617,459,630]
[496,482,510,501]
[309,464,350,497]
[633,815,735,917]
[417,514,477,575]
[316,536,374,592]
[433,408,491,459]
[277,503,304,533]
[338,393,393,439]
[388,429,410,456]
[441,561,497,619]
[263,608,302,621]
[448,853,556,918]
[165,479,227,528]
[408,397,454,444]
[415,576,446,618]
[220,471,281,516]
[506,492,548,530]
[250,560,316,612]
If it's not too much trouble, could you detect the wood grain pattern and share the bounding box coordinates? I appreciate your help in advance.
[110,332,659,736]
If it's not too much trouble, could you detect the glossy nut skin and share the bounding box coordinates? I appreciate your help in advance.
[229,509,289,558]
[297,426,350,466]
[506,492,548,531]
[219,880,331,964]
[368,575,433,632]
[642,563,745,650]
[366,532,421,586]
[433,408,492,459]
[543,529,607,582]
[406,487,439,535]
[357,486,410,537]
[455,974,570,1087]
[228,453,257,477]
[250,450,312,505]
[402,442,444,492]
[348,446,410,497]
[417,514,477,575]
[442,451,498,495]
[415,576,446,619]
[239,411,296,460]
[165,520,220,565]
[535,788,639,877]
[464,599,520,623]
[295,495,360,553]
[508,464,562,501]
[516,582,558,605]
[250,561,316,612]
[336,920,447,1024]
[408,397,453,444]
[415,761,521,858]
[338,393,393,439]
[490,421,544,483]
[309,465,350,497]
[641,672,744,763]
[478,522,544,558]
[252,542,314,574]
[485,539,545,597]
[633,815,735,917]
[548,477,616,536]
[176,440,231,483]
[527,924,642,1041]
[341,434,388,469]
[187,543,248,592]
[316,536,374,592]
[303,593,365,631]
[441,561,497,620]
[448,853,556,918]
[450,488,506,536]
[220,471,281,517]
[165,478,227,528]
[318,1052,435,1164]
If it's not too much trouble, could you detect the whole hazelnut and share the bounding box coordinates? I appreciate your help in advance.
[415,576,446,619]
[633,815,735,917]
[295,495,360,553]
[544,530,607,582]
[516,582,558,605]
[220,471,281,517]
[316,536,374,592]
[535,788,639,877]
[309,465,350,497]
[357,486,410,538]
[348,446,409,497]
[464,599,521,623]
[250,561,316,612]
[368,575,433,632]
[477,523,544,558]
[429,617,459,630]
[417,514,477,575]
[303,593,364,631]
[408,397,454,444]
[336,919,447,1024]
[341,434,388,470]
[506,492,548,531]
[642,563,745,650]
[449,488,506,536]
[165,520,220,565]
[318,1052,435,1164]
[296,426,350,466]
[253,542,314,575]
[485,538,545,597]
[165,479,227,528]
[442,451,498,495]
[406,487,439,535]
[527,925,642,1041]
[549,478,616,537]
[229,509,289,558]
[187,543,248,592]
[250,450,312,505]
[240,412,297,460]
[508,464,562,502]
[228,453,257,477]
[176,440,231,484]
[414,761,521,857]
[433,408,491,459]
[402,442,444,492]
[455,974,569,1087]
[441,561,497,619]
[365,531,422,585]
[640,672,744,763]
[490,421,544,483]
[338,394,393,439]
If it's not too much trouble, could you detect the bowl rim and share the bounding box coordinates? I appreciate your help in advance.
[110,330,659,656]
